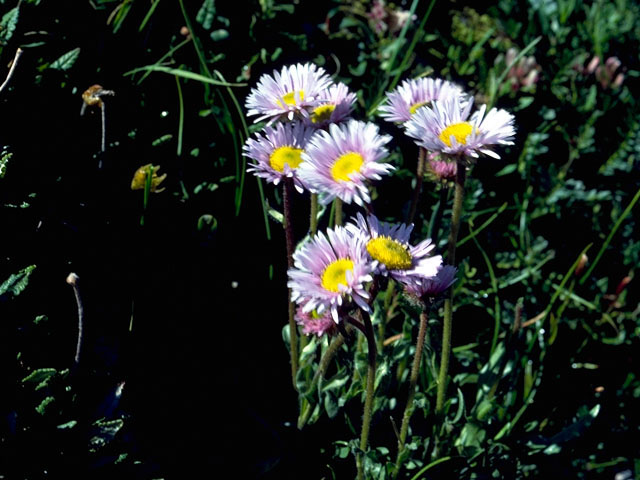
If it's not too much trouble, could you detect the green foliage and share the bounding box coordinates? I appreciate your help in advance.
[0,265,36,298]
[48,47,81,71]
[1,0,639,478]
[0,7,19,45]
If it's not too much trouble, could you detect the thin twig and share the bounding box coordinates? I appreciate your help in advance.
[0,48,24,95]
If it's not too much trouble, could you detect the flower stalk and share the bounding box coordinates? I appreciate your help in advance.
[283,177,299,390]
[394,310,429,475]
[356,310,377,480]
[334,197,343,227]
[407,147,426,224]
[436,157,466,413]
[310,192,319,236]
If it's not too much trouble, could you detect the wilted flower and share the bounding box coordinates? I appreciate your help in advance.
[298,120,394,206]
[288,226,373,323]
[243,121,316,192]
[245,63,334,123]
[295,304,337,337]
[346,213,442,287]
[131,164,166,192]
[404,265,457,301]
[405,96,515,159]
[305,82,357,128]
[81,84,114,110]
[379,77,466,123]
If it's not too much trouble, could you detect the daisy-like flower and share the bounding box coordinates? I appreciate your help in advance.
[305,82,357,128]
[297,120,394,206]
[405,96,515,159]
[243,121,316,192]
[245,63,334,123]
[378,77,466,123]
[288,226,373,323]
[295,304,337,337]
[404,265,457,301]
[346,213,442,287]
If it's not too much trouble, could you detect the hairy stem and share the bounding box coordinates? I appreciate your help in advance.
[310,193,319,237]
[408,147,426,224]
[334,197,343,227]
[356,310,377,480]
[283,178,299,390]
[395,310,429,475]
[436,158,466,414]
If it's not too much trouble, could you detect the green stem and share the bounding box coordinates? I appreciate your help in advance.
[140,164,154,226]
[356,310,378,480]
[283,178,298,390]
[427,186,448,241]
[408,147,426,224]
[395,310,429,477]
[298,332,347,430]
[436,158,466,414]
[310,193,319,237]
[334,197,343,227]
[378,280,395,351]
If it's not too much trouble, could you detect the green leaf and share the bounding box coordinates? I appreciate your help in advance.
[22,368,57,385]
[57,420,77,430]
[35,396,55,415]
[123,64,246,87]
[49,48,81,71]
[0,149,12,178]
[0,7,19,44]
[152,134,173,146]
[348,60,367,77]
[495,163,517,177]
[210,29,228,41]
[196,0,216,30]
[267,206,283,224]
[324,392,339,418]
[0,265,36,298]
[89,418,124,451]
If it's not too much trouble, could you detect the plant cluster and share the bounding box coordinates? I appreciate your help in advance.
[1,0,639,479]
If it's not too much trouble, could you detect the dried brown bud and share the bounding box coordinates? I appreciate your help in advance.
[82,84,115,108]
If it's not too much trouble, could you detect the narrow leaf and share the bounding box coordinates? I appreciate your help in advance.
[49,48,81,71]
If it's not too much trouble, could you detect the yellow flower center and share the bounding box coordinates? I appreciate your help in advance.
[439,122,474,147]
[269,146,304,172]
[321,258,354,292]
[366,236,412,270]
[409,101,429,115]
[331,152,364,182]
[276,90,304,107]
[311,104,336,123]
